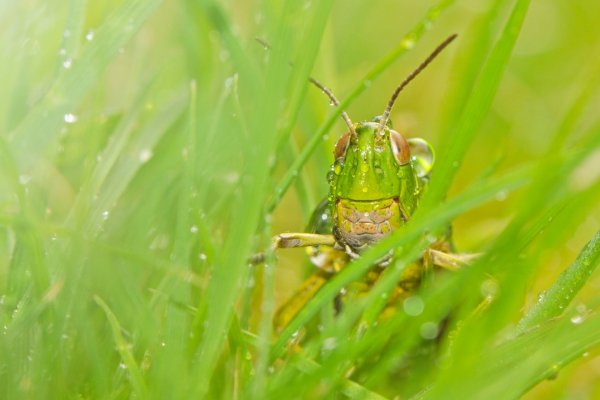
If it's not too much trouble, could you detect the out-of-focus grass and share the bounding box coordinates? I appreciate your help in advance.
[0,0,599,399]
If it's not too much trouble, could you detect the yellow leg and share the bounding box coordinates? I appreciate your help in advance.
[273,270,331,334]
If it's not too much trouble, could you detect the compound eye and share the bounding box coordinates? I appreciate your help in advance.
[389,130,410,165]
[334,132,351,159]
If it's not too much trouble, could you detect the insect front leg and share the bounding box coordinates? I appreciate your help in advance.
[248,233,336,265]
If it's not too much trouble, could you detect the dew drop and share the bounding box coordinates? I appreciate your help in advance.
[63,58,73,69]
[64,113,77,124]
[495,190,508,201]
[360,164,369,172]
[570,315,584,325]
[362,187,368,193]
[190,225,198,234]
[401,38,415,49]
[85,30,95,41]
[139,148,153,163]
[420,322,439,340]
[101,210,110,220]
[18,175,31,185]
[322,337,337,351]
[403,296,424,316]
[334,164,342,174]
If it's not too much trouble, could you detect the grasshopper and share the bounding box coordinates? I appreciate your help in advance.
[261,34,477,333]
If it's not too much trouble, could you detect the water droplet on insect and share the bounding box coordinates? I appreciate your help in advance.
[190,225,198,234]
[101,210,109,220]
[327,171,334,182]
[362,187,368,193]
[64,113,77,123]
[139,148,153,163]
[334,164,342,175]
[63,58,73,69]
[85,30,95,41]
[403,296,424,316]
[321,214,328,221]
[360,164,369,172]
[583,352,590,358]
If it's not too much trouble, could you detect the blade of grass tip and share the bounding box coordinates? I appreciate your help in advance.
[94,296,148,399]
[8,0,163,172]
[515,230,600,334]
[267,0,456,213]
[420,0,532,211]
[272,161,534,357]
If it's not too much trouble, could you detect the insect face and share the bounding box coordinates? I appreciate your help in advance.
[329,118,421,252]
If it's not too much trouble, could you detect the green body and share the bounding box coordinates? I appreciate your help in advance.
[316,119,432,255]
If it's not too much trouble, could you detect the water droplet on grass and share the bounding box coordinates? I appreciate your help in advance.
[571,315,584,324]
[420,322,439,340]
[85,30,95,41]
[403,296,424,316]
[63,58,73,69]
[64,113,77,123]
[139,149,153,163]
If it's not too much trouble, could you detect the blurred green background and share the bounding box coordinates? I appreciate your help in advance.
[0,0,599,398]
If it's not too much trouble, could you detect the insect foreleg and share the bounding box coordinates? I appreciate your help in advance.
[248,233,336,265]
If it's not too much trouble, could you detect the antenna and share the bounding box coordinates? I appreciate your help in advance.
[377,34,458,135]
[255,37,357,138]
[307,78,357,138]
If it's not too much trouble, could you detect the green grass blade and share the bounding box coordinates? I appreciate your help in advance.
[9,0,163,171]
[94,295,148,399]
[516,230,600,333]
